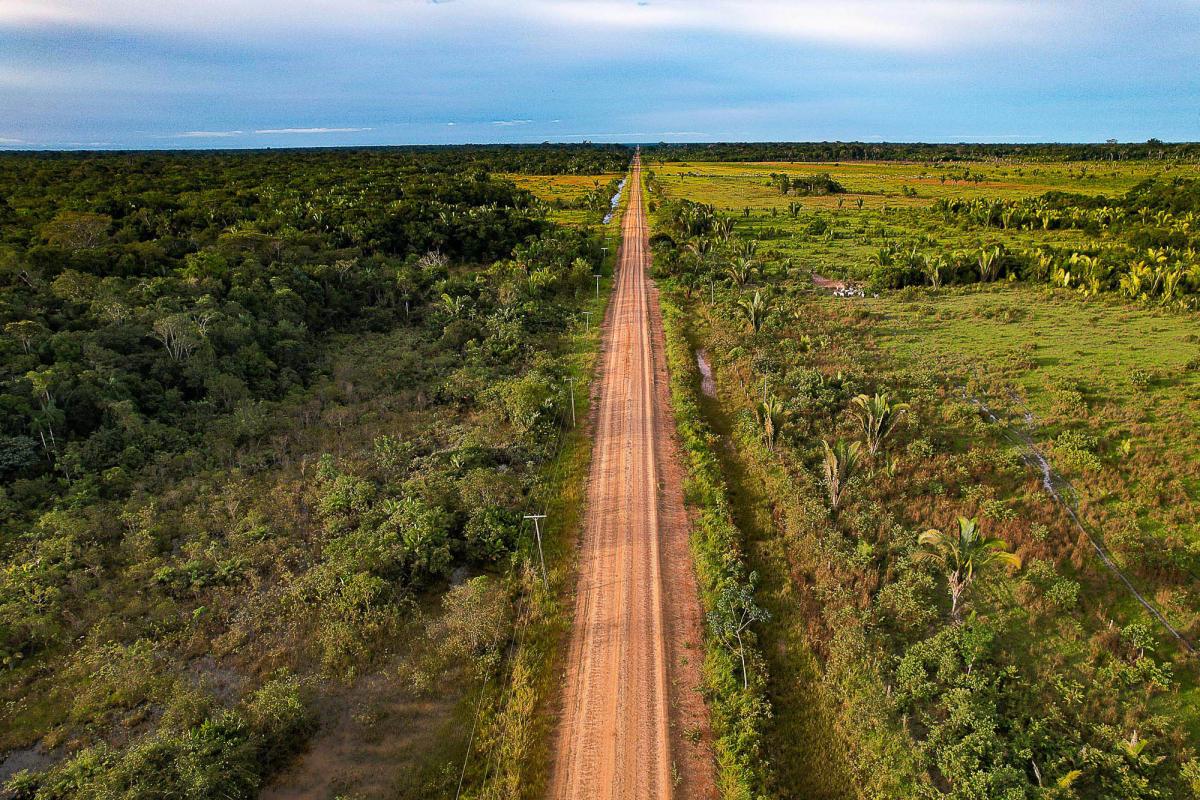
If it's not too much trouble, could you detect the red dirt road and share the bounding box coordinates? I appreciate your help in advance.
[549,155,716,800]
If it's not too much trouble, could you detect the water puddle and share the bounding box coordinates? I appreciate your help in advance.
[695,350,716,398]
[602,178,626,225]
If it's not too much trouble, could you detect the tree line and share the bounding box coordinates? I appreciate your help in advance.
[643,140,1200,163]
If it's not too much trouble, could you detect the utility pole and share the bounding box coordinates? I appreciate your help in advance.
[582,310,592,334]
[523,514,548,588]
[594,274,601,300]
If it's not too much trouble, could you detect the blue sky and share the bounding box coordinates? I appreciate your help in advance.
[1,0,1198,149]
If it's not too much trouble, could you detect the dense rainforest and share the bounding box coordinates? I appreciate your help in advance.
[643,141,1200,164]
[0,145,627,795]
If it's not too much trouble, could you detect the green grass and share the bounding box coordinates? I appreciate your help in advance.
[866,284,1200,415]
[650,159,1178,209]
[650,159,1200,796]
[506,172,622,226]
[649,159,1198,282]
[859,285,1200,549]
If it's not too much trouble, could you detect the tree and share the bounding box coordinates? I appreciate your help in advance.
[921,254,945,289]
[821,438,861,512]
[755,393,787,451]
[977,246,1003,282]
[40,211,111,250]
[850,392,908,457]
[707,572,768,689]
[151,312,210,362]
[738,290,769,334]
[4,320,46,354]
[915,516,1021,622]
[727,255,754,287]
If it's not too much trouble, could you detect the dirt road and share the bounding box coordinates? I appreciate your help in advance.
[549,155,715,800]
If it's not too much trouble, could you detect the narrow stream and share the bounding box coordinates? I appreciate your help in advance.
[602,178,626,225]
[695,349,716,398]
[967,388,1195,654]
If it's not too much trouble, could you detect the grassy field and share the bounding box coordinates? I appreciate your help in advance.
[648,159,1199,282]
[861,286,1200,734]
[648,159,1200,797]
[506,172,623,226]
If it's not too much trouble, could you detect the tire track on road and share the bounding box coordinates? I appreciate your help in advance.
[549,153,716,800]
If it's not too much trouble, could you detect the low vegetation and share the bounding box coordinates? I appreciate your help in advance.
[647,155,1200,799]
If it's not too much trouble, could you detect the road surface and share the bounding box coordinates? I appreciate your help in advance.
[549,155,716,800]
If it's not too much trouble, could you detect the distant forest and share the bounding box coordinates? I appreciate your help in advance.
[642,140,1200,162]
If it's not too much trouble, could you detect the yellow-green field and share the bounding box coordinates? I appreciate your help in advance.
[649,159,1187,210]
[649,160,1199,280]
[506,172,622,225]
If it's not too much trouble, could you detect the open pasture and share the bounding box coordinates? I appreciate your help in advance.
[507,172,623,225]
[650,159,1198,283]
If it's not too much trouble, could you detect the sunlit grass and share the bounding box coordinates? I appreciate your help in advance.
[506,172,622,226]
[650,160,1196,281]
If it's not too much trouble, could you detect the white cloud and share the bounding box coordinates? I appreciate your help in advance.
[0,0,1072,51]
[254,127,372,134]
[492,119,532,126]
[0,1,89,27]
[0,137,26,144]
[530,0,1058,49]
[174,130,243,138]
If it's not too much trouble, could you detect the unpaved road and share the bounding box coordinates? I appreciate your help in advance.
[550,155,716,800]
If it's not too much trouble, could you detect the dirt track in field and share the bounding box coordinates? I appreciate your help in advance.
[549,155,716,800]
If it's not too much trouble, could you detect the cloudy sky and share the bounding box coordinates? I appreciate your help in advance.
[1,0,1198,149]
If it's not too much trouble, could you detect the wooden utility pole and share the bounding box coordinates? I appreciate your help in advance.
[523,514,548,588]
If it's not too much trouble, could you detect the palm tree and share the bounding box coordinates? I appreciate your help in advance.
[713,217,735,242]
[440,292,469,318]
[727,255,754,287]
[738,290,769,334]
[755,393,787,451]
[685,237,713,264]
[921,254,945,289]
[869,247,895,270]
[977,246,1002,282]
[915,516,1021,622]
[821,438,861,512]
[850,392,908,457]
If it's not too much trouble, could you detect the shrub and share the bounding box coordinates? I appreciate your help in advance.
[1053,429,1102,473]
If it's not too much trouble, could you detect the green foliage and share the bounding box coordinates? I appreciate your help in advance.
[916,516,1021,622]
[650,151,1200,800]
[8,673,311,800]
[769,172,847,196]
[0,147,611,792]
[660,300,773,799]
